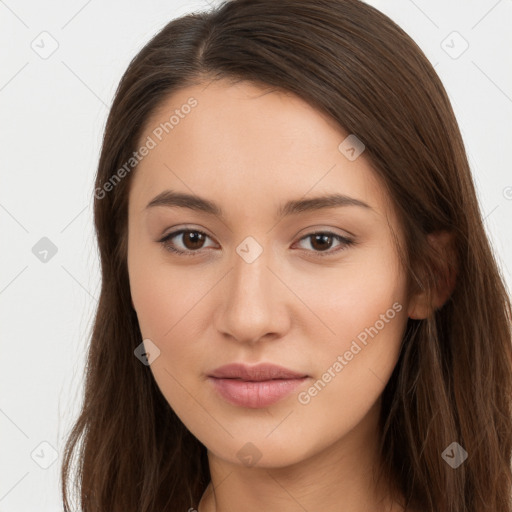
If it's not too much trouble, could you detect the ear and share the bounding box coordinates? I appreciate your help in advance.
[408,230,457,319]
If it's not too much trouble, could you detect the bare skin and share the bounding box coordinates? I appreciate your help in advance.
[126,79,449,512]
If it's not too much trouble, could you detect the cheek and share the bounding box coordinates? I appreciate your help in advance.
[129,250,207,339]
[296,244,408,414]
[128,254,214,387]
[128,258,210,426]
[302,242,407,349]
[130,272,169,341]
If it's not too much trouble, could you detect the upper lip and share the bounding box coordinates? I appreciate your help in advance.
[209,363,308,381]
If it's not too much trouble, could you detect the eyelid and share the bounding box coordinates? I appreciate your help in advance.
[295,224,356,239]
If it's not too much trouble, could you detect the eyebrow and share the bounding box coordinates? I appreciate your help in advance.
[145,190,373,218]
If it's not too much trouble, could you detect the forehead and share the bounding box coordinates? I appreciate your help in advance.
[128,79,394,223]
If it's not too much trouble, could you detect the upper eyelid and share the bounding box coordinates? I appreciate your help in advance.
[160,222,354,239]
[159,227,214,243]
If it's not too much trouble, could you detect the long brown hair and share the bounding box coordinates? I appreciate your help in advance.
[60,1,512,510]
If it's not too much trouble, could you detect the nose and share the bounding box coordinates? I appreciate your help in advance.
[214,244,291,345]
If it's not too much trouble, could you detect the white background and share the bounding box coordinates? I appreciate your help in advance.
[1,0,511,510]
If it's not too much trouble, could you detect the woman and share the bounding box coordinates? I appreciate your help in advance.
[61,1,512,511]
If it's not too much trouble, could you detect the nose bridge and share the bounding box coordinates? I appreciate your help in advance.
[216,236,287,343]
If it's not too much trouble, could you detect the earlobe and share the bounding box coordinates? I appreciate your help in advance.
[407,231,457,320]
[407,294,430,320]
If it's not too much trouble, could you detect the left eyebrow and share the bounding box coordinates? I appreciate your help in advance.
[145,189,373,219]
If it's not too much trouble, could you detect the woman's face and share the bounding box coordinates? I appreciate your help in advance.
[127,79,411,468]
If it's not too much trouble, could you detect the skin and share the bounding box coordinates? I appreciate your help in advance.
[126,79,445,511]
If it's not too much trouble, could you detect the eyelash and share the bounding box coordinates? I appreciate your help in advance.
[158,229,356,258]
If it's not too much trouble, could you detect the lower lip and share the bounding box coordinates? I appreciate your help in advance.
[209,377,308,408]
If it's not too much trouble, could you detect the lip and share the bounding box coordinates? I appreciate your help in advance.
[209,363,308,381]
[208,363,309,408]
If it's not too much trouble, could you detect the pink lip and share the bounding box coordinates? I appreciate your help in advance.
[209,363,307,381]
[208,363,309,408]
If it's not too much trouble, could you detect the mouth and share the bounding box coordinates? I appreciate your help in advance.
[208,363,310,408]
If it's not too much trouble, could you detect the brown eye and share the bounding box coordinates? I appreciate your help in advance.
[159,229,215,255]
[309,233,335,251]
[296,231,355,257]
[180,231,206,250]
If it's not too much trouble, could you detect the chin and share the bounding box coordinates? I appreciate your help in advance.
[200,432,317,470]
